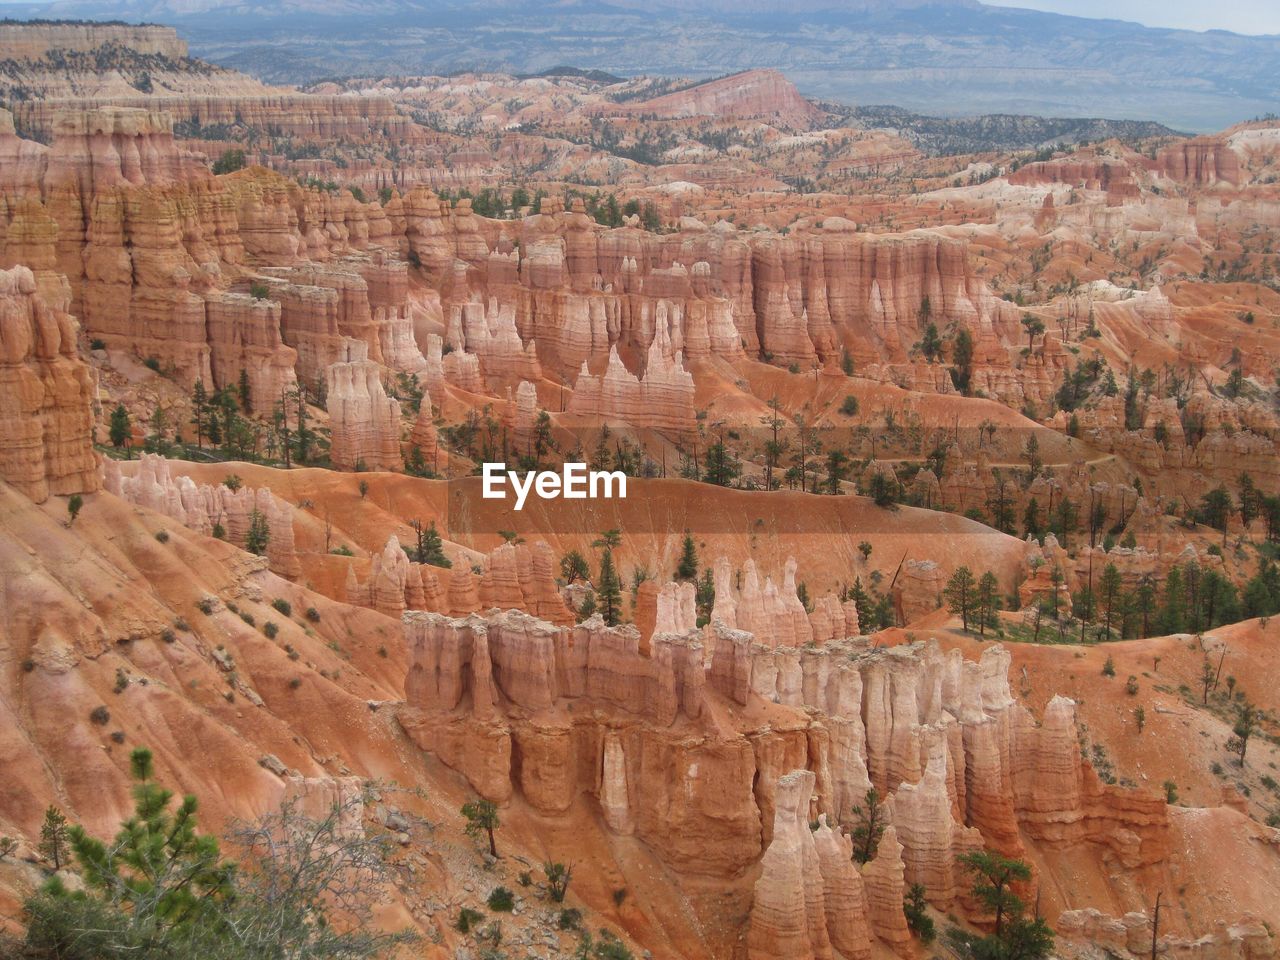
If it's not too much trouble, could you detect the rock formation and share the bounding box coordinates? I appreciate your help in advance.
[102,453,300,578]
[0,264,97,501]
[325,342,402,471]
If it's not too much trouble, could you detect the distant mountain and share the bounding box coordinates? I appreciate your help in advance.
[5,0,1279,130]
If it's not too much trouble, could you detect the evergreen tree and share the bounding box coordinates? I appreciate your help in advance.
[1051,496,1078,548]
[1196,486,1232,540]
[952,849,1054,960]
[977,571,1001,635]
[67,494,83,525]
[951,328,974,394]
[920,322,943,363]
[825,448,849,494]
[245,509,271,556]
[702,438,741,487]
[1132,575,1157,638]
[190,379,208,448]
[560,549,589,584]
[1243,562,1280,619]
[597,548,622,626]
[109,404,131,451]
[26,749,237,954]
[695,567,715,625]
[38,806,69,871]
[1023,497,1043,539]
[945,566,977,632]
[409,519,451,568]
[849,788,885,864]
[1099,563,1123,638]
[676,533,699,581]
[575,590,597,622]
[849,577,876,633]
[1158,568,1185,634]
[461,799,500,857]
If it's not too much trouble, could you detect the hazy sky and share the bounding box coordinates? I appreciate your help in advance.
[988,0,1280,35]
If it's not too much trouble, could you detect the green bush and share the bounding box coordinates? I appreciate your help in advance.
[271,598,292,617]
[486,886,515,912]
[455,907,484,933]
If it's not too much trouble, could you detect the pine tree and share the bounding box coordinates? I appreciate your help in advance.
[597,548,622,626]
[1099,563,1123,638]
[109,404,131,451]
[702,438,741,487]
[39,806,69,870]
[951,328,974,394]
[1023,497,1043,538]
[238,368,252,412]
[409,518,451,567]
[695,567,715,625]
[1132,575,1156,638]
[977,571,1001,635]
[575,590,597,622]
[190,379,208,448]
[461,799,500,857]
[245,509,270,556]
[945,567,977,632]
[1158,567,1185,634]
[560,549,589,584]
[676,532,698,581]
[849,788,885,864]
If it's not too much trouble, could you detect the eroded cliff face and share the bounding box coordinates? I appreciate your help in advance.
[0,264,97,502]
[396,595,1186,959]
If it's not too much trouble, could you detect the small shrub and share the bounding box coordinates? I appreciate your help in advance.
[250,282,270,300]
[263,622,279,639]
[331,545,354,557]
[173,617,190,631]
[212,522,226,540]
[196,597,216,615]
[113,669,129,694]
[455,907,484,933]
[160,629,176,644]
[90,338,106,350]
[305,606,321,622]
[612,887,628,907]
[1164,780,1179,804]
[240,611,255,626]
[840,395,859,416]
[21,658,35,673]
[1102,655,1116,677]
[143,356,161,372]
[109,730,125,744]
[154,530,170,543]
[377,645,388,658]
[517,870,532,887]
[558,908,583,930]
[486,886,515,912]
[272,598,292,617]
[89,705,110,725]
[285,645,300,661]
[1125,675,1139,695]
[787,362,801,374]
[288,677,302,690]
